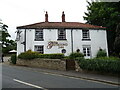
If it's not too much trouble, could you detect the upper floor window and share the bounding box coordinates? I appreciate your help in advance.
[58,29,66,40]
[82,30,91,41]
[35,29,43,41]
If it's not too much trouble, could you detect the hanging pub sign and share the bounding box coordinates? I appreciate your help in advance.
[47,41,68,49]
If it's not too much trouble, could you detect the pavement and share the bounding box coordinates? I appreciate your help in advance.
[1,56,120,86]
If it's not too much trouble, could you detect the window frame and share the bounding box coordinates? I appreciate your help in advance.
[35,29,44,41]
[34,45,44,54]
[83,45,91,57]
[82,29,91,41]
[57,28,67,40]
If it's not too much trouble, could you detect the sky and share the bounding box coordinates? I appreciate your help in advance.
[0,0,92,40]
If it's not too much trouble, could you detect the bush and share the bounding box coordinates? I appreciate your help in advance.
[11,54,17,64]
[18,50,39,60]
[96,57,120,61]
[38,53,64,59]
[76,57,120,73]
[18,50,64,59]
[69,52,84,59]
[96,49,107,57]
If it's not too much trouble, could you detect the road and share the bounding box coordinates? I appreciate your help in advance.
[1,63,119,89]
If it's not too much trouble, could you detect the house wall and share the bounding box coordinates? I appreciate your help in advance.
[17,29,108,58]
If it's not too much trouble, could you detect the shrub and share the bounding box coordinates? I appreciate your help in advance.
[76,57,120,73]
[69,52,84,59]
[11,54,17,64]
[18,50,39,60]
[96,49,107,57]
[38,53,64,59]
[96,57,120,61]
[18,50,64,59]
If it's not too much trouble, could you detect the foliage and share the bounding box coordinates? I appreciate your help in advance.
[69,52,84,59]
[76,57,120,73]
[38,53,64,59]
[96,57,120,61]
[10,54,17,64]
[84,2,120,55]
[0,22,17,54]
[114,23,120,56]
[18,50,64,60]
[18,50,39,60]
[96,49,107,57]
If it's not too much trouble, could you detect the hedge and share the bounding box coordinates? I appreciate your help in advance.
[76,57,120,73]
[18,50,64,60]
[69,52,84,59]
[11,54,17,64]
[18,50,39,60]
[38,53,64,59]
[96,49,107,57]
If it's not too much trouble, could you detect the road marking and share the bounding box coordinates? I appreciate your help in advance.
[13,79,47,90]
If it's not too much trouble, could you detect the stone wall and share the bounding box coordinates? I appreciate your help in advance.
[17,58,66,71]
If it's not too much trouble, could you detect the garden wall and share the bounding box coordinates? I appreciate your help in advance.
[17,58,66,71]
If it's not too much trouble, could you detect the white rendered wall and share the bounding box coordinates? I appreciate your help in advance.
[17,28,108,58]
[17,29,25,55]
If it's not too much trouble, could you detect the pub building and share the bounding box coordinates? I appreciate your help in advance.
[16,11,108,59]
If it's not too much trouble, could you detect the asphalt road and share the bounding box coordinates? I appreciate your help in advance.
[1,63,119,89]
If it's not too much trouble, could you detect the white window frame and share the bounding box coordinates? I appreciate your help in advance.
[83,45,91,57]
[82,30,90,40]
[35,29,43,41]
[58,29,66,40]
[34,45,44,54]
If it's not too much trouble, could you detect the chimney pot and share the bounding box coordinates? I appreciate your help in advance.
[62,11,65,22]
[45,11,48,22]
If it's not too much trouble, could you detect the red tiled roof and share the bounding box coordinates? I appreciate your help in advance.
[17,22,106,29]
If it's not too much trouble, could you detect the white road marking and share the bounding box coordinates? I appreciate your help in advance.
[13,79,47,90]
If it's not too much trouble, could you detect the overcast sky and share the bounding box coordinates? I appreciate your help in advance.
[0,0,93,40]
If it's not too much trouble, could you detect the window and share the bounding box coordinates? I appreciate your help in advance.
[35,29,43,41]
[58,29,66,40]
[34,45,44,54]
[82,30,90,40]
[83,46,91,57]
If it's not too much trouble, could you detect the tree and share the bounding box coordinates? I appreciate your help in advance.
[114,23,120,56]
[83,2,120,55]
[0,22,16,54]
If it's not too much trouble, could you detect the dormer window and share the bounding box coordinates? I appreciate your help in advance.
[82,29,91,41]
[35,29,44,41]
[57,29,66,40]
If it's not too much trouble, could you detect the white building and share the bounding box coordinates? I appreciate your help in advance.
[16,12,108,58]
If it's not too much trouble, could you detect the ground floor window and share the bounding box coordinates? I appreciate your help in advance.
[34,45,44,54]
[83,45,91,57]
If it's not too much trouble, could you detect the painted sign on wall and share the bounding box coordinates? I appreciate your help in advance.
[47,41,68,49]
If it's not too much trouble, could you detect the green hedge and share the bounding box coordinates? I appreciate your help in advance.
[76,57,120,73]
[11,54,17,64]
[18,50,39,60]
[18,50,64,60]
[38,53,64,59]
[69,52,84,59]
[96,49,107,57]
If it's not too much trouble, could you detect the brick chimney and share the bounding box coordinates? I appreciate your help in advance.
[62,11,65,22]
[45,11,48,22]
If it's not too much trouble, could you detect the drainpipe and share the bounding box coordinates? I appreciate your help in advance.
[24,29,26,52]
[71,29,73,53]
